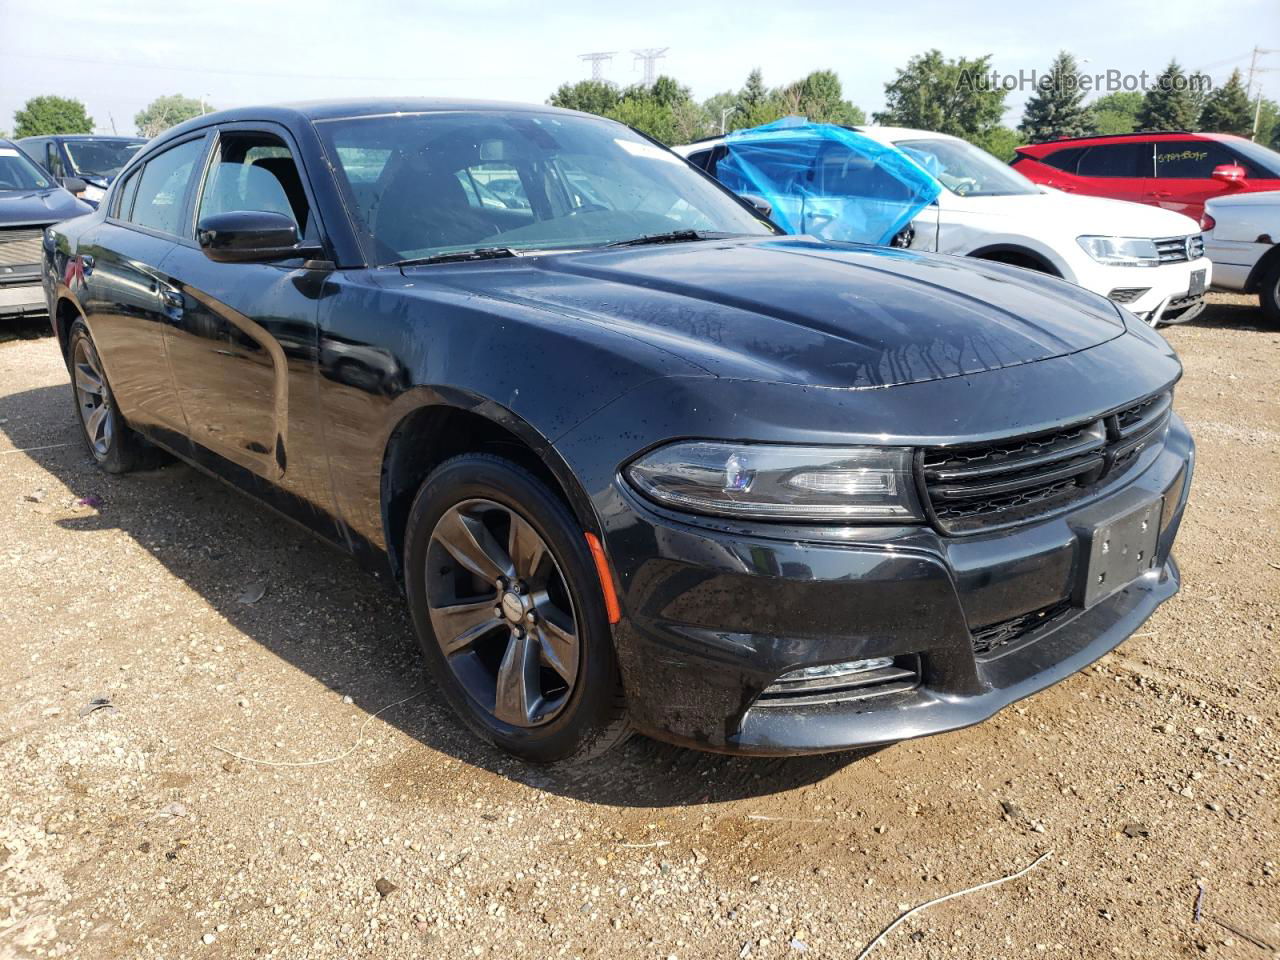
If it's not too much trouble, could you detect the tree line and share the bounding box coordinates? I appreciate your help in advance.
[550,50,1279,159]
[7,52,1277,161]
[6,94,212,140]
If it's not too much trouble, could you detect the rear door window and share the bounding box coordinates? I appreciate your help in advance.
[129,138,207,236]
[1077,143,1151,178]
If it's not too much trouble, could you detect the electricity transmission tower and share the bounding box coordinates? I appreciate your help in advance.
[578,51,616,81]
[632,47,669,85]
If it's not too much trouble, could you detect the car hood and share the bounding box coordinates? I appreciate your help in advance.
[953,189,1201,237]
[0,186,91,225]
[404,236,1126,389]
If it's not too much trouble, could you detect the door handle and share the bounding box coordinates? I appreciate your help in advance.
[1152,191,1173,198]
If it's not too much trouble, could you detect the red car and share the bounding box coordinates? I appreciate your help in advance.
[1012,132,1280,223]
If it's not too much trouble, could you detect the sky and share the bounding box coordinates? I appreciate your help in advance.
[1,0,1277,137]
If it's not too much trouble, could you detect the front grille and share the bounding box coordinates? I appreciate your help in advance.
[1153,234,1203,263]
[921,391,1173,533]
[971,600,1073,656]
[1107,287,1149,304]
[0,227,46,269]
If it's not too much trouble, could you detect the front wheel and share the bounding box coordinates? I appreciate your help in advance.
[403,453,629,763]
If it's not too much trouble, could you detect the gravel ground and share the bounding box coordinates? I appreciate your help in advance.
[0,293,1276,960]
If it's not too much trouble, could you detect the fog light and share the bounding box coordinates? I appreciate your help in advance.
[775,657,894,683]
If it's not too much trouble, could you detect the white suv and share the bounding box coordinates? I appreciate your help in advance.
[677,126,1211,326]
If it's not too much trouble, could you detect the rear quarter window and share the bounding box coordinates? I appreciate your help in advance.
[1076,143,1151,178]
[1039,146,1087,173]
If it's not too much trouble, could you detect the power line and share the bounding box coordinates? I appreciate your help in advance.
[1,50,470,85]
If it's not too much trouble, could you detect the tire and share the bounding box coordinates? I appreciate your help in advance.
[1260,259,1280,328]
[403,453,630,763]
[67,319,163,474]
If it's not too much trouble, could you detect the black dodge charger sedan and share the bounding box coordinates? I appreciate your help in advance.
[42,99,1193,762]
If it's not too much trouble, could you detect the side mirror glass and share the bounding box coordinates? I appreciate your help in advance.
[197,210,320,263]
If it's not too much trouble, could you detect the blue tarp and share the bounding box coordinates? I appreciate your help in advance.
[716,119,942,245]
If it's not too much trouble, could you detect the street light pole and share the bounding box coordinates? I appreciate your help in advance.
[720,105,739,135]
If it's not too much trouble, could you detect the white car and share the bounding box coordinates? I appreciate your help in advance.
[677,126,1211,326]
[1204,189,1280,325]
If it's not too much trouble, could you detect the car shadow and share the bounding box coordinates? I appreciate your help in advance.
[1180,295,1266,332]
[1,382,867,807]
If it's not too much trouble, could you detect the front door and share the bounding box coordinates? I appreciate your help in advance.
[158,124,340,538]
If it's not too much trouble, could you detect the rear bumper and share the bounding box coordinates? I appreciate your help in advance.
[605,415,1193,755]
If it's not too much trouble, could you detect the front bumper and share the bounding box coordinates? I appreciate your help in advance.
[0,280,47,318]
[1074,256,1212,324]
[604,414,1193,755]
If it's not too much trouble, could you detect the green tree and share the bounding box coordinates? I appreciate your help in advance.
[1198,69,1254,135]
[874,50,1006,140]
[976,126,1024,163]
[773,69,865,125]
[134,94,208,138]
[1135,61,1200,131]
[13,96,93,137]
[1018,51,1094,142]
[1254,97,1279,146]
[1091,91,1143,135]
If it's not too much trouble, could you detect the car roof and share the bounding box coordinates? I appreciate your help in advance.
[15,134,145,142]
[1016,130,1244,155]
[675,124,966,153]
[146,98,608,151]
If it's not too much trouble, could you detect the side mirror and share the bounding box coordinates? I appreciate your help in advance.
[197,210,321,263]
[1211,164,1247,186]
[738,193,772,219]
[62,176,88,195]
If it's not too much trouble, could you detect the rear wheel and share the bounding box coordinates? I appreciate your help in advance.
[67,320,161,473]
[403,453,629,763]
[1260,259,1280,327]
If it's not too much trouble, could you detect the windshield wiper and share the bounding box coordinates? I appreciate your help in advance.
[606,230,726,248]
[394,246,520,267]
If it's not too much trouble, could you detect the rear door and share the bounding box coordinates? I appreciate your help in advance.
[157,122,339,535]
[78,133,209,443]
[1072,142,1153,202]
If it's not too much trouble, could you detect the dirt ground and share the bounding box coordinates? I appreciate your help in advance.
[0,293,1276,960]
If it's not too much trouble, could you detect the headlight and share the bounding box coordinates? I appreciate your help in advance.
[1076,236,1160,268]
[626,442,923,522]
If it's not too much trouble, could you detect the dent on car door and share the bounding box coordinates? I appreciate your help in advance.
[80,136,207,444]
[159,126,340,539]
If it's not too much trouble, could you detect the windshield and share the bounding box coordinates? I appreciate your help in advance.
[0,146,53,191]
[316,111,775,264]
[64,139,145,179]
[1228,138,1280,178]
[895,138,1039,197]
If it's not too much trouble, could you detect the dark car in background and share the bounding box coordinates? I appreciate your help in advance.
[16,135,146,208]
[0,140,92,320]
[43,99,1193,763]
[1012,131,1280,222]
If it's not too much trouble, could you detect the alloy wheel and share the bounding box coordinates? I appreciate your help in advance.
[425,498,580,727]
[73,338,113,459]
